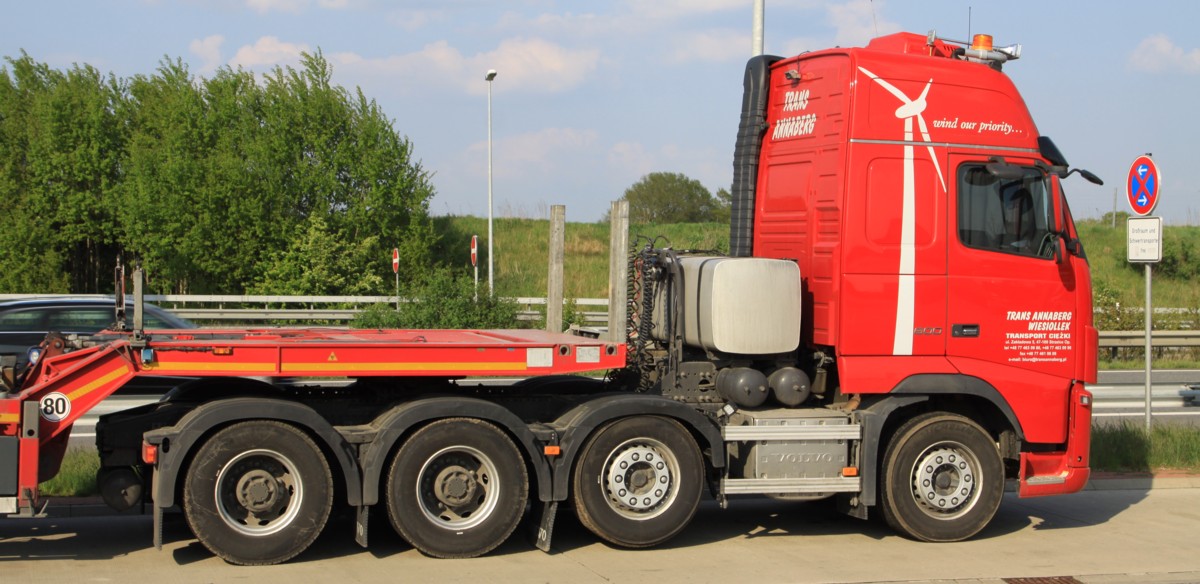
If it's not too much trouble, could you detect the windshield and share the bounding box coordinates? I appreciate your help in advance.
[957,164,1056,260]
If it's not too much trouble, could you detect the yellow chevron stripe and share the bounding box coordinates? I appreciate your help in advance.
[67,365,132,402]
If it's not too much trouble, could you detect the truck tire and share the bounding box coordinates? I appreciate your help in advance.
[385,418,528,558]
[183,421,333,565]
[879,412,1003,542]
[572,416,703,548]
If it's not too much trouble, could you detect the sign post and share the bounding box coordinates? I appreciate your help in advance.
[470,235,479,301]
[392,248,400,311]
[1125,154,1162,432]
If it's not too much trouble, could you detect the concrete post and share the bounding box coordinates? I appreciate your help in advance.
[606,200,629,343]
[547,205,565,333]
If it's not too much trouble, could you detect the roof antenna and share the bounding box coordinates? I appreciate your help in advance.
[871,0,879,37]
[968,6,972,41]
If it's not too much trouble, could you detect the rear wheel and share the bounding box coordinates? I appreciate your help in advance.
[385,418,529,558]
[880,413,1003,542]
[572,416,703,548]
[183,421,333,565]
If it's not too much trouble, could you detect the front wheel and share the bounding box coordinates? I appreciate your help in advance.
[183,421,333,565]
[880,413,1004,542]
[385,418,529,558]
[572,416,703,548]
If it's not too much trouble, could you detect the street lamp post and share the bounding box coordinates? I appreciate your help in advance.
[486,69,497,297]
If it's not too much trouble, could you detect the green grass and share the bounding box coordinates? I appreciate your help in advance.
[41,422,1199,497]
[38,447,99,497]
[430,216,727,299]
[1091,421,1200,473]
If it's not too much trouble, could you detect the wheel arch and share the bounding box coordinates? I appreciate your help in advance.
[549,394,724,502]
[857,374,1024,508]
[359,397,549,507]
[144,396,361,509]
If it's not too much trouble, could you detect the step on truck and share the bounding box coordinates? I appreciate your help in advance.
[0,31,1101,565]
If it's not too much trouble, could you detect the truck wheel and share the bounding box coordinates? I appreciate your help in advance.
[880,413,1003,542]
[572,416,703,548]
[183,421,333,565]
[385,418,528,558]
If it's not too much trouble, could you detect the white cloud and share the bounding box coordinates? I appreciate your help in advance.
[500,128,597,171]
[389,9,442,32]
[331,37,601,95]
[245,0,349,13]
[245,0,305,14]
[623,0,748,21]
[667,29,747,64]
[229,36,310,69]
[1128,34,1200,74]
[189,35,224,73]
[826,0,900,47]
[608,142,654,178]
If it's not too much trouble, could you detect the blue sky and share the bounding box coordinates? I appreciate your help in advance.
[5,1,1199,224]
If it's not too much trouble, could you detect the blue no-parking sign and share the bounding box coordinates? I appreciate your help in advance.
[1126,155,1160,216]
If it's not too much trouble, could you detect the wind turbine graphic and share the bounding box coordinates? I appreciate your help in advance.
[856,66,946,356]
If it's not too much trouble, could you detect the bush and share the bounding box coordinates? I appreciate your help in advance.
[352,267,520,329]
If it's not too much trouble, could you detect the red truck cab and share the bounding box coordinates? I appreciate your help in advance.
[734,31,1097,496]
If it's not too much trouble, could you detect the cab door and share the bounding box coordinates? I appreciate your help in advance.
[945,157,1079,443]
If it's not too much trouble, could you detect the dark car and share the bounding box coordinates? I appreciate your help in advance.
[0,297,196,393]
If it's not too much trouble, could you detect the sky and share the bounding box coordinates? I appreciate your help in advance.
[4,0,1200,224]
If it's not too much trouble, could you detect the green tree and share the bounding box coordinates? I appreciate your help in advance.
[249,214,384,296]
[353,267,520,329]
[0,50,437,296]
[619,172,721,224]
[0,54,123,293]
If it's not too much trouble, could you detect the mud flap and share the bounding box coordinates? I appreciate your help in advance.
[355,505,369,548]
[533,501,558,552]
[153,503,163,551]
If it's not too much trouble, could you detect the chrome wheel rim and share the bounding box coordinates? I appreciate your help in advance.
[215,448,304,536]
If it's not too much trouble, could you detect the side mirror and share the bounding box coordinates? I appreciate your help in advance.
[1077,168,1103,185]
[1064,167,1104,185]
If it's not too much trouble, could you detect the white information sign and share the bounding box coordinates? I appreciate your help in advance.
[1127,216,1162,263]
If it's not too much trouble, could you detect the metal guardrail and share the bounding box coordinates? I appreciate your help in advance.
[0,293,612,325]
[159,296,611,324]
[1097,330,1200,348]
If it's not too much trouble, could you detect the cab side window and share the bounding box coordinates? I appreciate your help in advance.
[957,165,1055,259]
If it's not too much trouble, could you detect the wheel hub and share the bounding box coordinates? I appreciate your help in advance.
[236,469,282,512]
[605,445,672,512]
[215,449,303,536]
[434,465,478,507]
[913,446,976,514]
[416,445,500,530]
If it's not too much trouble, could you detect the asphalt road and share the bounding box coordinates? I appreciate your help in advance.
[2,486,1198,583]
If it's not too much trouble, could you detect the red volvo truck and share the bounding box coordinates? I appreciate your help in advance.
[0,31,1101,565]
